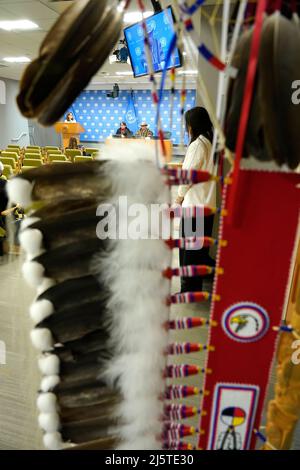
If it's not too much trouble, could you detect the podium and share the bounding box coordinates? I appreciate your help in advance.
[54,122,85,149]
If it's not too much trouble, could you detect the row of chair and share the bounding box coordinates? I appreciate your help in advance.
[2,145,99,165]
[5,144,99,158]
[1,146,98,179]
[1,154,94,169]
[16,155,94,168]
[1,144,99,177]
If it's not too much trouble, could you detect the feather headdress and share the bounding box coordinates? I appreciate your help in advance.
[8,142,171,450]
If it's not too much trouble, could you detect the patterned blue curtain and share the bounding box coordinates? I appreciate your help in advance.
[68,89,196,144]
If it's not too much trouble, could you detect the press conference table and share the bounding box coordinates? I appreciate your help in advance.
[105,137,173,162]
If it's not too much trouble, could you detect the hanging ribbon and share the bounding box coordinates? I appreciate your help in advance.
[164,364,211,378]
[167,317,216,330]
[254,429,278,450]
[164,385,207,400]
[165,237,226,250]
[163,265,216,279]
[168,205,221,218]
[162,166,218,183]
[164,404,200,420]
[168,291,220,305]
[166,342,214,355]
[163,440,195,450]
[227,0,268,224]
[162,424,197,440]
[137,0,166,161]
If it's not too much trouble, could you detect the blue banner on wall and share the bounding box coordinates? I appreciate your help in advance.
[67,89,196,144]
[124,91,139,134]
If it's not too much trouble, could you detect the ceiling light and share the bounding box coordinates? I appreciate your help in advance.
[182,51,187,56]
[123,11,153,23]
[0,20,39,31]
[3,57,31,63]
[178,69,198,75]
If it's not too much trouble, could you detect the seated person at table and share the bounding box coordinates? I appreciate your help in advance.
[65,112,76,123]
[115,121,133,138]
[135,122,154,138]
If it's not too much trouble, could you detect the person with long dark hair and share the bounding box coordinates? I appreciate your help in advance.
[175,106,216,292]
[65,112,76,123]
[116,121,133,138]
[67,136,79,149]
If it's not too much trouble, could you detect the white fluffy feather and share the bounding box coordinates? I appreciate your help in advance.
[38,412,60,432]
[40,375,60,393]
[22,261,44,287]
[43,432,63,450]
[19,228,44,257]
[31,328,53,351]
[30,299,54,324]
[6,177,33,206]
[37,393,57,413]
[99,146,171,449]
[101,240,171,275]
[37,278,56,295]
[103,270,169,353]
[38,354,59,375]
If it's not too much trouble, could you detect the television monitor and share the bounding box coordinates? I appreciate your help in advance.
[124,6,182,78]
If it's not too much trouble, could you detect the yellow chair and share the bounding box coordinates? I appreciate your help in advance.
[24,153,42,160]
[48,154,67,162]
[26,145,40,149]
[2,165,13,179]
[74,156,93,163]
[25,148,41,154]
[51,160,71,164]
[7,144,21,148]
[22,159,42,167]
[85,148,99,157]
[65,149,82,161]
[6,147,20,155]
[47,151,63,159]
[0,157,16,170]
[21,166,36,172]
[45,146,59,151]
[1,151,19,162]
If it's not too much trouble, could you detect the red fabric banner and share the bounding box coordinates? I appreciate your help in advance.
[198,169,300,450]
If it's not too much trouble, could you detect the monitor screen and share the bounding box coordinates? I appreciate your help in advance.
[124,6,182,78]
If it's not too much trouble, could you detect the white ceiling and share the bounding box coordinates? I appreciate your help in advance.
[0,0,202,86]
[0,1,69,79]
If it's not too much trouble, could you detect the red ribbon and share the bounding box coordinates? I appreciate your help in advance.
[228,0,268,224]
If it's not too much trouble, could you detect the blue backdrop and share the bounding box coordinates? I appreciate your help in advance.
[67,89,196,144]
